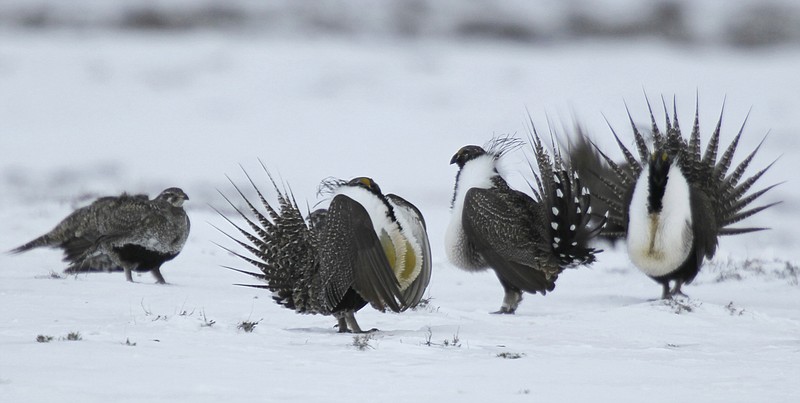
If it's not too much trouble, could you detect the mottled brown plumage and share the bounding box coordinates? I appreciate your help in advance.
[11,187,190,284]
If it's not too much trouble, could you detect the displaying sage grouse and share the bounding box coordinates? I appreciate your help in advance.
[216,171,431,333]
[445,135,605,314]
[582,99,779,299]
[10,187,190,284]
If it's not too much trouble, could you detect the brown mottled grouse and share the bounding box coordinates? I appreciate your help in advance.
[11,187,190,284]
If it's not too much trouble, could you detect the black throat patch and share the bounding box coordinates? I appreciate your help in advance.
[647,157,671,214]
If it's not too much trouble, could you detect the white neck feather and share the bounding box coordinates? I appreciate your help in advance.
[627,163,694,277]
[334,186,394,234]
[445,154,497,270]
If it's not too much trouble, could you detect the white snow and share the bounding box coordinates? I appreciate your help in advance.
[1,18,799,403]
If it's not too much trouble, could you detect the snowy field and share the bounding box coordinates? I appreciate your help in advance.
[1,26,799,403]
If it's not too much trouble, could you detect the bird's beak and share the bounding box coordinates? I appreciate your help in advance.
[450,153,459,165]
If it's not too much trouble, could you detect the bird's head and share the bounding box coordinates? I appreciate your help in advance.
[157,187,189,208]
[450,145,487,168]
[647,149,676,213]
[348,177,384,196]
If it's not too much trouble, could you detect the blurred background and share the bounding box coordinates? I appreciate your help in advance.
[1,0,797,258]
[3,0,800,46]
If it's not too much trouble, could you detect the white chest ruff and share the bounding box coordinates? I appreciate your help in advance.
[627,164,694,277]
[445,155,496,271]
[335,187,422,290]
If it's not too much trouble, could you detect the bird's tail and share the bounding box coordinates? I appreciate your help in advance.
[9,235,54,254]
[583,96,780,238]
[564,126,629,241]
[214,162,322,314]
[669,100,781,236]
[527,126,605,268]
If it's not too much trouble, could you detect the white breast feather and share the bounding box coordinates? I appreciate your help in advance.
[627,164,694,277]
[445,154,496,271]
[388,200,425,290]
[334,186,408,284]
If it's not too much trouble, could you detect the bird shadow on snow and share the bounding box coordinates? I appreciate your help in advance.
[31,271,178,287]
[283,326,433,336]
[284,326,346,335]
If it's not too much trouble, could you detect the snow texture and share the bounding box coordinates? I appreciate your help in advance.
[1,3,799,402]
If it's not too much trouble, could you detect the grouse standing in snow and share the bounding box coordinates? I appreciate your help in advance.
[445,135,604,314]
[10,187,190,284]
[579,99,779,299]
[217,170,431,333]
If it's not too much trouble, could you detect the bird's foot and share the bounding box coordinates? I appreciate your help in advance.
[491,307,516,315]
[151,268,167,284]
[670,290,689,299]
[336,326,377,334]
[669,281,688,299]
[658,282,671,299]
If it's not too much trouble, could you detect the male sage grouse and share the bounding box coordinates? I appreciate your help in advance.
[10,187,190,284]
[445,134,605,314]
[580,99,779,299]
[216,170,431,333]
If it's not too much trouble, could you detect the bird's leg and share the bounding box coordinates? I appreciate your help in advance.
[493,276,522,314]
[124,266,134,283]
[344,311,377,333]
[334,312,351,333]
[333,311,376,333]
[660,282,672,299]
[670,280,688,298]
[151,267,167,284]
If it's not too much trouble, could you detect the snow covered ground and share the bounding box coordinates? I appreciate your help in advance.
[1,24,799,403]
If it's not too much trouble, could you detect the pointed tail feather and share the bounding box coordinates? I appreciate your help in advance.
[223,265,267,280]
[9,235,53,254]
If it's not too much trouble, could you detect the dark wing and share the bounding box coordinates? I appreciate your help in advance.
[318,195,403,313]
[62,236,120,272]
[462,187,557,294]
[386,194,432,308]
[690,186,719,261]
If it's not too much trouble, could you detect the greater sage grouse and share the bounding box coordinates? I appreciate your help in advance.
[580,99,779,299]
[445,135,604,314]
[11,187,190,284]
[217,171,431,333]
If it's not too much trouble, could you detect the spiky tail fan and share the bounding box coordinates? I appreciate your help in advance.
[565,126,628,239]
[528,129,605,267]
[590,97,780,239]
[214,165,324,315]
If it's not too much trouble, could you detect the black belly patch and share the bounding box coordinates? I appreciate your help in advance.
[332,288,369,313]
[113,244,177,272]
